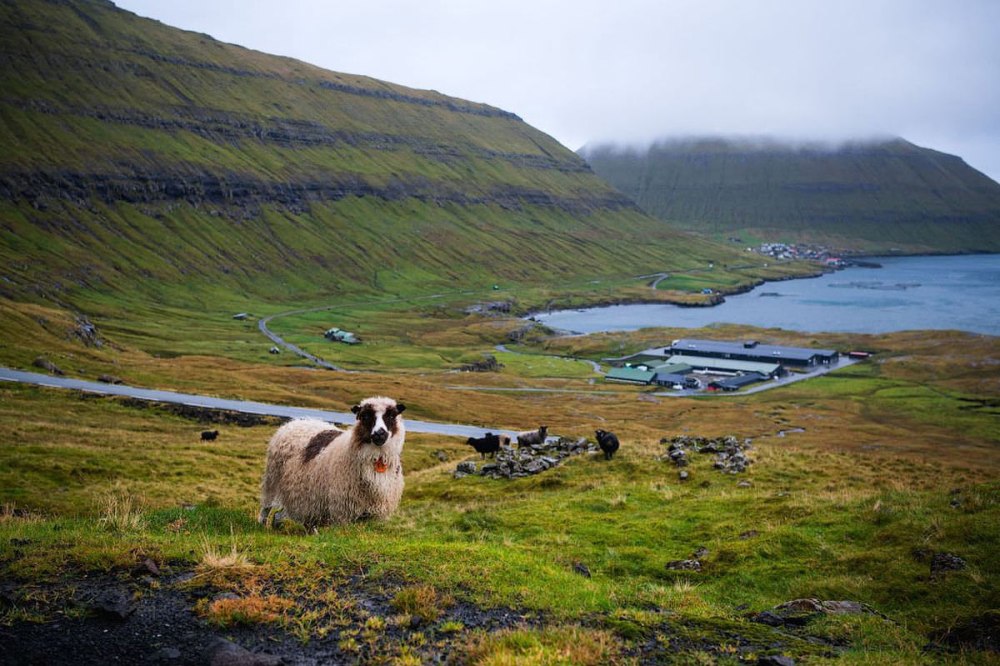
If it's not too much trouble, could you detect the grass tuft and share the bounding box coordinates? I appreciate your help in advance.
[463,625,623,665]
[97,486,146,532]
[196,593,294,628]
[391,585,453,623]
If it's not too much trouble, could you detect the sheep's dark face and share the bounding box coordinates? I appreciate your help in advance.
[352,398,406,447]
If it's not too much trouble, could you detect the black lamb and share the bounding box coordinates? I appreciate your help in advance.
[595,429,620,460]
[467,432,502,459]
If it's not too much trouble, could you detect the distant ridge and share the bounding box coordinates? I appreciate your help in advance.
[579,137,1000,254]
[0,0,752,306]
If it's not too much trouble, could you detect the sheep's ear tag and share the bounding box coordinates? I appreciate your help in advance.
[374,456,388,473]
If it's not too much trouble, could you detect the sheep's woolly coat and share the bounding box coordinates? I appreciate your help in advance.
[259,397,405,528]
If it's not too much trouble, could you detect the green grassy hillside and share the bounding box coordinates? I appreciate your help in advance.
[0,0,770,316]
[580,137,1000,254]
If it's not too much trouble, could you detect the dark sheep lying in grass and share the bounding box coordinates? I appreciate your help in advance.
[516,425,548,448]
[466,433,510,459]
[258,397,406,530]
[595,429,620,460]
[200,430,219,441]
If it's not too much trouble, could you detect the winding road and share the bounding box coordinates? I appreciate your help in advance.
[258,309,345,371]
[0,367,517,439]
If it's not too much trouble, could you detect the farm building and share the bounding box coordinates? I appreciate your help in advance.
[670,338,838,367]
[664,354,784,379]
[605,366,657,384]
[707,372,766,392]
[324,327,360,345]
[653,362,692,376]
[654,372,700,389]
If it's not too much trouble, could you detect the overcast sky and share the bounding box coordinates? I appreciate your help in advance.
[114,0,1000,182]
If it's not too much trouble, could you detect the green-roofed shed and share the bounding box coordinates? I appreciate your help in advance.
[653,363,692,375]
[605,367,656,385]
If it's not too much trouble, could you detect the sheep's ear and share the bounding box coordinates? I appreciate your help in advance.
[351,404,361,415]
[396,403,406,414]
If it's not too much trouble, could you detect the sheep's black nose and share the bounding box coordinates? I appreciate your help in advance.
[371,429,388,446]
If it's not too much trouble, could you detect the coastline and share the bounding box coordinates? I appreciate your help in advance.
[527,253,1000,336]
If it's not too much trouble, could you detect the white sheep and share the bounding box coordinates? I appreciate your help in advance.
[516,425,548,448]
[258,396,406,530]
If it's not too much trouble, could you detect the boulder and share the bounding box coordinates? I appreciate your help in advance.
[32,356,64,375]
[931,552,967,577]
[205,638,282,666]
[666,559,701,571]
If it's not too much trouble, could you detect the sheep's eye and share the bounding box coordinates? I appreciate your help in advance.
[358,407,376,429]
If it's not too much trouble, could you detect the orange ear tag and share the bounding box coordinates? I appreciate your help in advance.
[374,456,388,473]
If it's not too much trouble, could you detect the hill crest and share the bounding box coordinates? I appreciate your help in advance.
[580,136,1000,254]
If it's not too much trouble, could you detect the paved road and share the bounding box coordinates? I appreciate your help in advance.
[258,310,345,371]
[0,367,517,439]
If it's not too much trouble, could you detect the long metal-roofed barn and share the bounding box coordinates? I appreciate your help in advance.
[664,354,784,378]
[708,372,767,391]
[669,338,839,367]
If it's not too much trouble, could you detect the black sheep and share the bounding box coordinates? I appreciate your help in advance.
[200,429,219,441]
[595,429,620,460]
[466,432,504,459]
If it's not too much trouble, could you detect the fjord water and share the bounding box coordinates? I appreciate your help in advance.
[535,254,1000,335]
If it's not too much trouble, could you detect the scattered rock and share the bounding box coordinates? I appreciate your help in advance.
[71,315,102,347]
[32,356,64,375]
[931,609,1000,653]
[134,557,160,577]
[753,598,878,628]
[89,588,135,620]
[456,461,477,475]
[678,470,689,482]
[757,656,795,666]
[269,346,281,354]
[573,562,591,578]
[692,546,709,559]
[432,450,448,462]
[149,646,182,662]
[661,435,753,474]
[97,374,123,384]
[457,437,598,480]
[931,552,967,578]
[737,479,753,488]
[738,530,759,540]
[458,354,504,372]
[464,300,512,315]
[666,559,701,572]
[205,637,282,666]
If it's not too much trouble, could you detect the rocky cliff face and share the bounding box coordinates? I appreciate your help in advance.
[0,0,738,303]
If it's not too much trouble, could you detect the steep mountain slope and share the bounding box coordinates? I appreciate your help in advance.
[0,0,755,309]
[579,137,1000,253]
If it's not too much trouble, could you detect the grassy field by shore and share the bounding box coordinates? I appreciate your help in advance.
[1,290,997,663]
